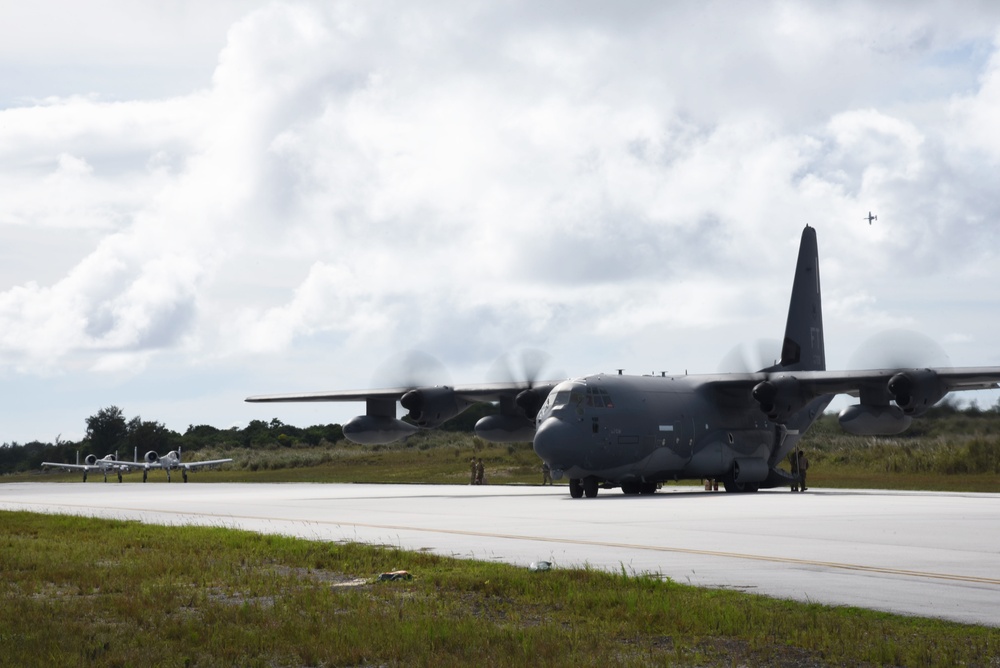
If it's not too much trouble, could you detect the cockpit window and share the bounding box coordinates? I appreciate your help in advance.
[538,380,586,420]
[553,391,572,409]
[585,386,614,409]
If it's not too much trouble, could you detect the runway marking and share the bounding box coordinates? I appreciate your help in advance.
[7,500,1000,588]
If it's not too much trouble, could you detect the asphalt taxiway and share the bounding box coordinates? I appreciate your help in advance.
[2,482,998,627]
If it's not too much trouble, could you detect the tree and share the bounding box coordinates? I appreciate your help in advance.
[85,406,129,454]
[127,417,174,456]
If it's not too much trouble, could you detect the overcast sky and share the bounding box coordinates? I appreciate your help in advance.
[3,1,1000,444]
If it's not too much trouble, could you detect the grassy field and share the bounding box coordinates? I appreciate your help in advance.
[3,510,999,667]
[19,427,1000,493]
[6,416,1000,664]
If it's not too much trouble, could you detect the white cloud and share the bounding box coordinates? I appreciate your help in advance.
[3,1,1000,441]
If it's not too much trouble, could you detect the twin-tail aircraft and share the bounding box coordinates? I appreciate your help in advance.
[246,226,1000,498]
[139,449,233,483]
[42,450,232,483]
[42,454,136,483]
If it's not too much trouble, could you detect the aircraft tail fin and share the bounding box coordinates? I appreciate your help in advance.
[768,225,825,372]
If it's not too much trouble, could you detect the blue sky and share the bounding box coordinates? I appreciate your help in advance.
[2,1,1000,442]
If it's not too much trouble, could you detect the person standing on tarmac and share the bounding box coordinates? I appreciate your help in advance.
[792,450,809,492]
[475,458,485,485]
[470,458,477,485]
[542,462,552,485]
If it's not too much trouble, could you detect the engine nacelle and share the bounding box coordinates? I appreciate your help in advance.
[887,370,946,416]
[474,414,536,443]
[732,457,769,484]
[84,454,98,466]
[144,451,160,464]
[752,377,807,422]
[399,386,472,428]
[343,415,418,445]
[515,388,544,419]
[838,404,912,435]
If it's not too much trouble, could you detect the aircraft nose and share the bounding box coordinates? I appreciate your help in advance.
[532,417,578,466]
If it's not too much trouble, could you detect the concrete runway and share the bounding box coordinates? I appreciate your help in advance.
[2,482,999,627]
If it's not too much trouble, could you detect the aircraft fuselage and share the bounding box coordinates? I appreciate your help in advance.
[532,373,827,488]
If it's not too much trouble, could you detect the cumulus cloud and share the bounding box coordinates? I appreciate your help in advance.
[2,1,1000,439]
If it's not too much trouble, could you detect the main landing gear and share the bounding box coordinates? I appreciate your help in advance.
[722,477,759,493]
[568,477,599,498]
[621,481,659,496]
[569,476,656,498]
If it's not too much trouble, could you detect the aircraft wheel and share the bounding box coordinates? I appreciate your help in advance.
[569,478,584,498]
[621,481,641,495]
[723,479,759,493]
[83,473,87,483]
[118,472,123,483]
[583,476,599,498]
[183,470,188,483]
[639,482,658,495]
[142,470,147,483]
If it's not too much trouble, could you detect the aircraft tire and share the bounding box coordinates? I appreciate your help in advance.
[569,478,584,498]
[639,482,658,495]
[621,481,641,495]
[583,476,599,498]
[722,478,759,493]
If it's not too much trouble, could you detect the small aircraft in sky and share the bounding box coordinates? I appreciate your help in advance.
[139,449,233,482]
[41,454,136,483]
[247,226,1000,497]
[865,211,877,225]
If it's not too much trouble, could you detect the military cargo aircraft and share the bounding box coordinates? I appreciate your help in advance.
[247,226,1000,497]
[42,454,136,483]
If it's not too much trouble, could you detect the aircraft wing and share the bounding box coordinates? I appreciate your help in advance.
[41,462,95,472]
[246,381,562,442]
[245,381,555,404]
[705,365,1000,429]
[770,367,1000,398]
[43,461,140,472]
[180,458,233,470]
[247,387,414,403]
[708,366,1000,395]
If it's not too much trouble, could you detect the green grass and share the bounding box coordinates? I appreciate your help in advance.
[2,511,998,667]
[21,443,1000,494]
[13,412,1000,492]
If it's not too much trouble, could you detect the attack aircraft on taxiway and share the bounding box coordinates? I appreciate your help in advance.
[44,450,232,483]
[42,454,137,483]
[247,226,1000,498]
[138,449,233,483]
